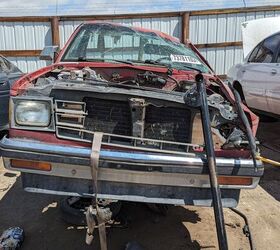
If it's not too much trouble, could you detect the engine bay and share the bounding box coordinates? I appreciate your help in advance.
[23,65,251,151]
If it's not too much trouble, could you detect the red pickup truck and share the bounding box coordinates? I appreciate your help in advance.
[0,22,262,209]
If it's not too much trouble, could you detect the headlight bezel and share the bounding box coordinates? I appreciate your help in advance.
[15,101,51,127]
[11,96,55,132]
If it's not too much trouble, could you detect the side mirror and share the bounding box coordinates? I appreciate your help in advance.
[40,46,59,61]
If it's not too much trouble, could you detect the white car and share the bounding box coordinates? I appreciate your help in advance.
[228,18,280,117]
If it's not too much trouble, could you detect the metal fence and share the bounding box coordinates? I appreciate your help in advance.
[1,6,280,75]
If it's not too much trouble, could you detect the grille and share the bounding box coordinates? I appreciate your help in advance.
[144,106,191,143]
[83,97,131,136]
[55,98,194,152]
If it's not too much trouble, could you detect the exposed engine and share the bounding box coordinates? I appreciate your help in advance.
[26,66,248,151]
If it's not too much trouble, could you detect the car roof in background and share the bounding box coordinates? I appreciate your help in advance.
[242,16,280,58]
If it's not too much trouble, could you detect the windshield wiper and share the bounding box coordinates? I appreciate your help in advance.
[126,59,172,69]
[77,57,173,68]
[181,65,202,73]
[144,59,172,67]
[77,57,134,65]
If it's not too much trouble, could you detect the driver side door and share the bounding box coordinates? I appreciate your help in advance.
[266,50,280,115]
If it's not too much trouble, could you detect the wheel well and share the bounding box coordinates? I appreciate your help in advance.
[233,81,245,102]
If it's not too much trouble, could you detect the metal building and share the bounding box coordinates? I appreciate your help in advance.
[0,1,280,75]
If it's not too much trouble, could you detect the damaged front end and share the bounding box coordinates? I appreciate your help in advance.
[11,64,253,153]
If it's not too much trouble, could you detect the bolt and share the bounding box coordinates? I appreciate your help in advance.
[189,179,195,184]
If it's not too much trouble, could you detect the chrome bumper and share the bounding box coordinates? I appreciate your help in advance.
[0,136,263,185]
[0,136,264,206]
[0,136,263,171]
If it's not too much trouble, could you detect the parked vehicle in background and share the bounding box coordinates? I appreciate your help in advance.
[228,17,280,117]
[0,22,262,212]
[0,56,23,131]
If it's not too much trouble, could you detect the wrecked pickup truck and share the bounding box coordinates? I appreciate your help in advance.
[0,22,263,209]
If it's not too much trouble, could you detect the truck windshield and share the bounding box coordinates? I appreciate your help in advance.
[61,23,210,73]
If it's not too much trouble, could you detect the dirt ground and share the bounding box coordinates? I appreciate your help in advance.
[0,120,279,250]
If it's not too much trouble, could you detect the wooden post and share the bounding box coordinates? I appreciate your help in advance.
[51,16,60,48]
[182,12,190,44]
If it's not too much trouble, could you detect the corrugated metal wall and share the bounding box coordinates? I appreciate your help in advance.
[189,10,280,74]
[0,21,51,72]
[59,17,182,47]
[7,56,48,73]
[1,9,280,74]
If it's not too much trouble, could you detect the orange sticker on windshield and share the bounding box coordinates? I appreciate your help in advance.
[170,54,201,64]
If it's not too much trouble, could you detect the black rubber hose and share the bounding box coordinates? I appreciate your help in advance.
[230,208,255,250]
[228,82,258,170]
[167,75,180,88]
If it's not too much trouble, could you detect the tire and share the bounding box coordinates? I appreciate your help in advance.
[59,197,122,226]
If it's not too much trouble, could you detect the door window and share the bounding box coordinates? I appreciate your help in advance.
[249,33,280,63]
[0,56,21,74]
[0,57,9,73]
[248,43,261,62]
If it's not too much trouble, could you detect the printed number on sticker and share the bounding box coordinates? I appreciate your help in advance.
[170,54,201,64]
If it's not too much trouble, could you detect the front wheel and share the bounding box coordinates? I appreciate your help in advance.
[59,197,122,226]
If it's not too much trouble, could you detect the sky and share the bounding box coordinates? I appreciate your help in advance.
[0,0,280,16]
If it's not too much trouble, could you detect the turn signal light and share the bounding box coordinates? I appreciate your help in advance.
[10,159,52,171]
[218,176,252,186]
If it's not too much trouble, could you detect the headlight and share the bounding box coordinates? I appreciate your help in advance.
[15,101,51,126]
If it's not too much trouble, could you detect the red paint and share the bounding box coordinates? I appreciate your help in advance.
[11,64,56,96]
[9,129,89,147]
[11,61,217,96]
[194,148,251,158]
[9,129,251,158]
[188,41,214,72]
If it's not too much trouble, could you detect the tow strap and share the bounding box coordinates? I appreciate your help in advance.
[256,155,280,167]
[86,132,108,250]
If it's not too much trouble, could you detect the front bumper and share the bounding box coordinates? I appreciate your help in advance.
[0,136,263,207]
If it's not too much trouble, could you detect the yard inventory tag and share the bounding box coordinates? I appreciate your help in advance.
[170,54,201,64]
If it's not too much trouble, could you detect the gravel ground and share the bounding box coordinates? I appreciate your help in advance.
[0,120,279,250]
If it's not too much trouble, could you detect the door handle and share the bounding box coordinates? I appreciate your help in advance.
[271,69,277,75]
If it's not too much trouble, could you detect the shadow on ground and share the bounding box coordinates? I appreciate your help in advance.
[0,176,202,250]
[257,120,280,201]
